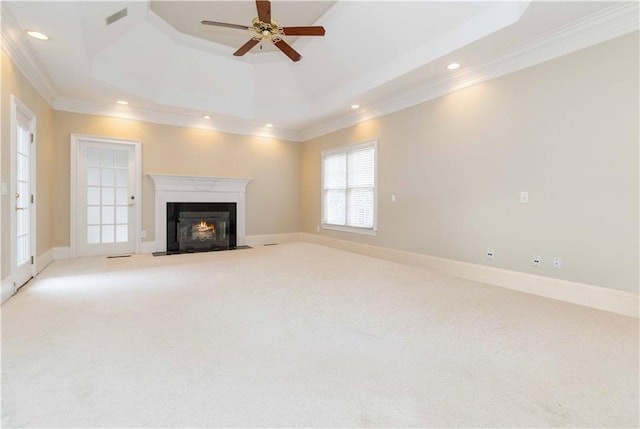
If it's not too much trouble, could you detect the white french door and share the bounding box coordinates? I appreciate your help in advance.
[71,135,141,257]
[12,97,36,289]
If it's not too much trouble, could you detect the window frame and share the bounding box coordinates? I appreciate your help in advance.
[321,139,378,235]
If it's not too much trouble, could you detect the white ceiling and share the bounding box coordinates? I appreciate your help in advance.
[3,1,638,141]
[150,1,335,51]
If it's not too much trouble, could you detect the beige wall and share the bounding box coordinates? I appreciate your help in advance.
[302,33,639,293]
[1,51,55,279]
[2,32,637,295]
[52,112,302,247]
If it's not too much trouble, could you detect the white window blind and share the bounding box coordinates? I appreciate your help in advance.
[322,141,376,231]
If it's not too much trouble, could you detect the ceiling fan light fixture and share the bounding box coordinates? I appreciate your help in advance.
[265,123,274,128]
[26,30,49,40]
[202,0,324,62]
[203,115,211,119]
[117,100,128,105]
[447,62,461,70]
[350,104,360,109]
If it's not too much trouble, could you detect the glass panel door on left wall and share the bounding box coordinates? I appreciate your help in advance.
[14,108,33,288]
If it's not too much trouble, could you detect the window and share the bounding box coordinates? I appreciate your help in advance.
[322,140,377,234]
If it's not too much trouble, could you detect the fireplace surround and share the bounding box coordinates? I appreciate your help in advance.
[148,175,252,253]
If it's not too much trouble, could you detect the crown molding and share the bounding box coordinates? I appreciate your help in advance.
[0,2,59,105]
[53,96,304,142]
[298,1,640,141]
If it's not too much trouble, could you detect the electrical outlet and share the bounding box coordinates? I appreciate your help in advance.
[553,257,561,269]
[486,248,495,261]
[141,230,147,238]
[520,191,529,203]
[391,194,396,203]
[533,256,541,267]
[316,225,320,233]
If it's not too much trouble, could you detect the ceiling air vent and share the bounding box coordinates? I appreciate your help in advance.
[106,8,127,26]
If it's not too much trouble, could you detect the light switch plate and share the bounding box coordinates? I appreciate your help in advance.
[1,182,7,196]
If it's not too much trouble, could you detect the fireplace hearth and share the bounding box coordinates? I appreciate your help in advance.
[166,202,237,254]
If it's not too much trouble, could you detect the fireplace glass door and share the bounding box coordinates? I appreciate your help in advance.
[177,211,229,252]
[167,202,237,254]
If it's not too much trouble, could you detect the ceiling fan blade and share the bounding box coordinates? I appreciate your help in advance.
[201,20,249,31]
[256,0,271,23]
[273,39,301,62]
[282,26,325,36]
[233,38,260,56]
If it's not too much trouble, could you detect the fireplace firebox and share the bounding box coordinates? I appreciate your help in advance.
[166,202,237,254]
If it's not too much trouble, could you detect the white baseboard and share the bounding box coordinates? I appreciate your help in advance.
[140,241,160,254]
[245,233,304,247]
[53,247,70,260]
[1,275,16,305]
[35,248,53,275]
[57,243,162,255]
[300,233,639,318]
[2,248,53,305]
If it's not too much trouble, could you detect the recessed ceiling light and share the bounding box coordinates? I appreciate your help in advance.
[116,100,128,105]
[203,115,211,119]
[350,104,360,109]
[266,123,273,128]
[26,30,49,41]
[447,63,460,70]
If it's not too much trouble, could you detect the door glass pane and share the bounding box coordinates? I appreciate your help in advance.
[87,187,100,205]
[116,225,128,243]
[87,207,100,225]
[115,188,128,205]
[87,168,100,186]
[116,206,128,224]
[102,225,114,243]
[115,151,128,168]
[116,169,128,187]
[87,226,100,244]
[102,188,114,205]
[101,150,115,167]
[101,168,115,187]
[102,206,115,224]
[87,148,100,166]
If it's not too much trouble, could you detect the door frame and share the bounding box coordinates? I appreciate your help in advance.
[10,95,37,287]
[70,134,142,258]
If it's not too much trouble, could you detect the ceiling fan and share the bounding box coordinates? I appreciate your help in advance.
[201,0,325,62]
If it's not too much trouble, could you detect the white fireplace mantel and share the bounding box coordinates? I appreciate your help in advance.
[148,174,252,252]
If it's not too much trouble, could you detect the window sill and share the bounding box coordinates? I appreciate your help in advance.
[322,224,377,236]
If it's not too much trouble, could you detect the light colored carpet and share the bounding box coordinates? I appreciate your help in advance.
[1,241,638,427]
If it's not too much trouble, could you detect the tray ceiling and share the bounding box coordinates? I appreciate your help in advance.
[2,1,638,141]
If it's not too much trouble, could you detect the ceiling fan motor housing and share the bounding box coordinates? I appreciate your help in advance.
[251,17,282,41]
